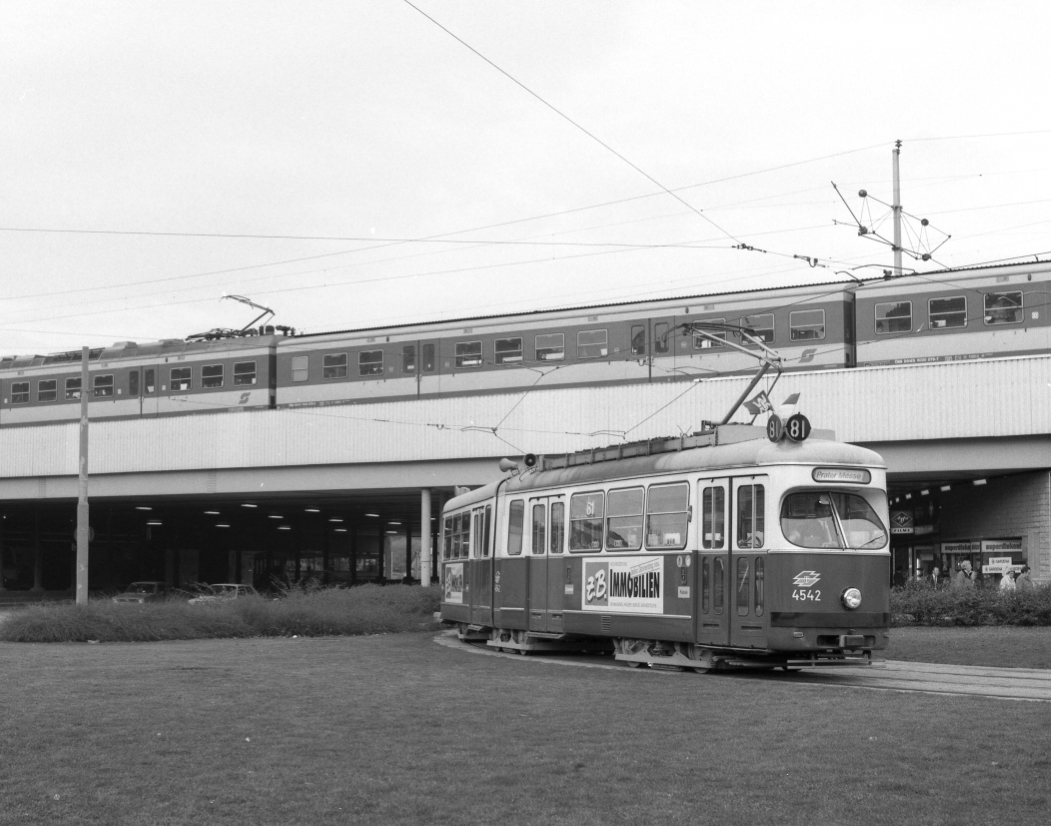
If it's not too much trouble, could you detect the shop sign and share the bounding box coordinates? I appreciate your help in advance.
[981,539,1023,555]
[582,556,663,614]
[941,541,981,554]
[983,556,1015,575]
[890,510,914,534]
[914,524,934,536]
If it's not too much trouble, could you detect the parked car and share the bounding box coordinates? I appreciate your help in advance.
[112,581,170,604]
[188,583,260,605]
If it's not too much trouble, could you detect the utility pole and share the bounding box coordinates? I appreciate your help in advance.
[76,346,90,604]
[892,139,903,277]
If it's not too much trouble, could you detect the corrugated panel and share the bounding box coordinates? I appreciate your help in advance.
[2,356,1050,479]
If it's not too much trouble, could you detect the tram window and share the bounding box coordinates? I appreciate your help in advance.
[737,485,766,548]
[65,377,81,400]
[550,502,565,554]
[455,341,483,368]
[646,482,688,549]
[495,338,523,364]
[507,500,525,555]
[422,344,436,373]
[569,492,604,551]
[484,505,492,556]
[201,364,224,388]
[654,322,670,354]
[577,329,608,359]
[12,381,29,404]
[531,504,547,555]
[233,361,257,386]
[713,557,724,614]
[693,318,726,349]
[781,493,839,548]
[875,301,912,335]
[606,487,644,551]
[631,325,646,356]
[740,313,774,344]
[144,369,156,394]
[451,513,463,558]
[536,333,565,361]
[829,492,888,549]
[403,346,416,373]
[736,557,751,616]
[359,350,384,376]
[443,517,452,559]
[929,296,967,329]
[985,291,1023,325]
[38,379,57,403]
[701,557,710,613]
[291,356,309,382]
[322,354,348,379]
[790,309,825,341]
[473,511,484,557]
[754,558,765,617]
[701,486,725,549]
[171,367,191,392]
[93,374,114,397]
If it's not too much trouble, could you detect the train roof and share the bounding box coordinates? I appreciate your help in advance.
[444,432,885,513]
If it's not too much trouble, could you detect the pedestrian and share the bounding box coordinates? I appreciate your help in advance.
[999,568,1017,592]
[953,560,976,590]
[1016,564,1035,592]
[929,566,940,588]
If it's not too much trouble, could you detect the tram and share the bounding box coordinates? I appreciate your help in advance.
[439,422,891,670]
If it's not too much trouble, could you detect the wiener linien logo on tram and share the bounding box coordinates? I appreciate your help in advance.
[792,570,821,588]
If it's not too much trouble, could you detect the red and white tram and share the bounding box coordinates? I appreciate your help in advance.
[440,424,891,670]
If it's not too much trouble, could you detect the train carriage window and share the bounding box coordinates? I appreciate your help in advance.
[606,487,644,551]
[12,381,29,404]
[233,361,257,386]
[646,482,689,549]
[291,356,309,382]
[550,502,565,554]
[170,367,191,392]
[536,333,565,361]
[569,492,604,552]
[754,558,764,616]
[713,557,725,614]
[789,309,826,341]
[577,329,608,359]
[144,369,156,394]
[737,484,766,548]
[201,364,224,388]
[701,486,725,549]
[65,377,81,400]
[38,379,57,403]
[531,503,547,555]
[874,301,912,334]
[929,296,967,329]
[631,325,646,356]
[128,371,139,396]
[495,338,523,364]
[984,291,1023,325]
[740,313,774,344]
[93,374,114,397]
[359,350,384,376]
[422,344,436,372]
[455,341,483,368]
[736,557,751,616]
[402,345,416,373]
[692,318,726,349]
[654,322,670,354]
[323,353,348,379]
[507,500,525,556]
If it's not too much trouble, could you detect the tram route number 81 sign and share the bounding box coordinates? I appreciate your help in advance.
[767,413,811,444]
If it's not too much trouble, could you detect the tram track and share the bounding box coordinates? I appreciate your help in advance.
[436,631,1051,702]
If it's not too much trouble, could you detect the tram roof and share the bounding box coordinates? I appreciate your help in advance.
[444,436,885,513]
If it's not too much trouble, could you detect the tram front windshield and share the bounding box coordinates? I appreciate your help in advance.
[780,491,887,550]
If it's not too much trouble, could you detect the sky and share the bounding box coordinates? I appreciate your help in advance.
[3,1,1051,355]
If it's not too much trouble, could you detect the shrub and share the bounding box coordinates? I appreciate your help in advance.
[890,581,1051,626]
[0,584,442,643]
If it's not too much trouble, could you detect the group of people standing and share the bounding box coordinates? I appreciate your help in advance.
[949,560,1035,591]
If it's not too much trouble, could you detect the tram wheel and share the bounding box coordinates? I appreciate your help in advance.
[626,661,644,668]
[690,667,712,674]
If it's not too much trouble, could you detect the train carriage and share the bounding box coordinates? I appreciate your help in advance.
[440,424,891,671]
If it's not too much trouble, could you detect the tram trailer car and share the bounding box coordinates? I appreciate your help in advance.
[0,335,280,426]
[440,426,891,671]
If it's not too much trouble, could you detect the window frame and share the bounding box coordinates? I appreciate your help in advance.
[38,379,57,403]
[201,364,224,389]
[692,318,726,349]
[170,367,192,392]
[11,381,30,404]
[874,301,912,335]
[233,361,257,386]
[495,337,523,365]
[93,374,114,397]
[455,341,483,369]
[507,500,525,556]
[984,291,1023,326]
[929,295,967,330]
[645,481,689,550]
[576,329,608,360]
[535,333,565,362]
[323,353,349,380]
[740,313,774,344]
[789,309,826,341]
[605,486,644,552]
[291,356,309,383]
[569,490,604,552]
[358,349,384,377]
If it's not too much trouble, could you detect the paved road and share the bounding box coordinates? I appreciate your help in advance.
[436,632,1051,703]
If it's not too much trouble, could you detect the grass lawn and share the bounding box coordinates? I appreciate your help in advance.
[1,631,1049,826]
[887,625,1051,669]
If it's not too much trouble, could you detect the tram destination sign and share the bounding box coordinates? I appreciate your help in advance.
[812,468,871,484]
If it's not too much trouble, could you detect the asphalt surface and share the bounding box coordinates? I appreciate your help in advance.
[434,630,1051,703]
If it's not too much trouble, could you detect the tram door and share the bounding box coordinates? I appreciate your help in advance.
[696,478,730,647]
[730,476,768,649]
[469,505,493,628]
[526,496,567,633]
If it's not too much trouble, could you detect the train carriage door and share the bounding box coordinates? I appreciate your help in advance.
[696,478,730,646]
[527,497,548,632]
[469,505,494,628]
[141,365,160,416]
[730,476,769,649]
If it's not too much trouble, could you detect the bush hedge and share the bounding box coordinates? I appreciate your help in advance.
[0,584,442,643]
[890,581,1051,626]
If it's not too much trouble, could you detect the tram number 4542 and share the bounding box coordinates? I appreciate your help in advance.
[792,589,821,602]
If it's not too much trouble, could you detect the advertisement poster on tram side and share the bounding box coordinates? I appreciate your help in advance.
[444,563,464,603]
[582,556,663,614]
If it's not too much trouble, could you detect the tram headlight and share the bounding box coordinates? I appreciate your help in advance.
[841,588,862,610]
